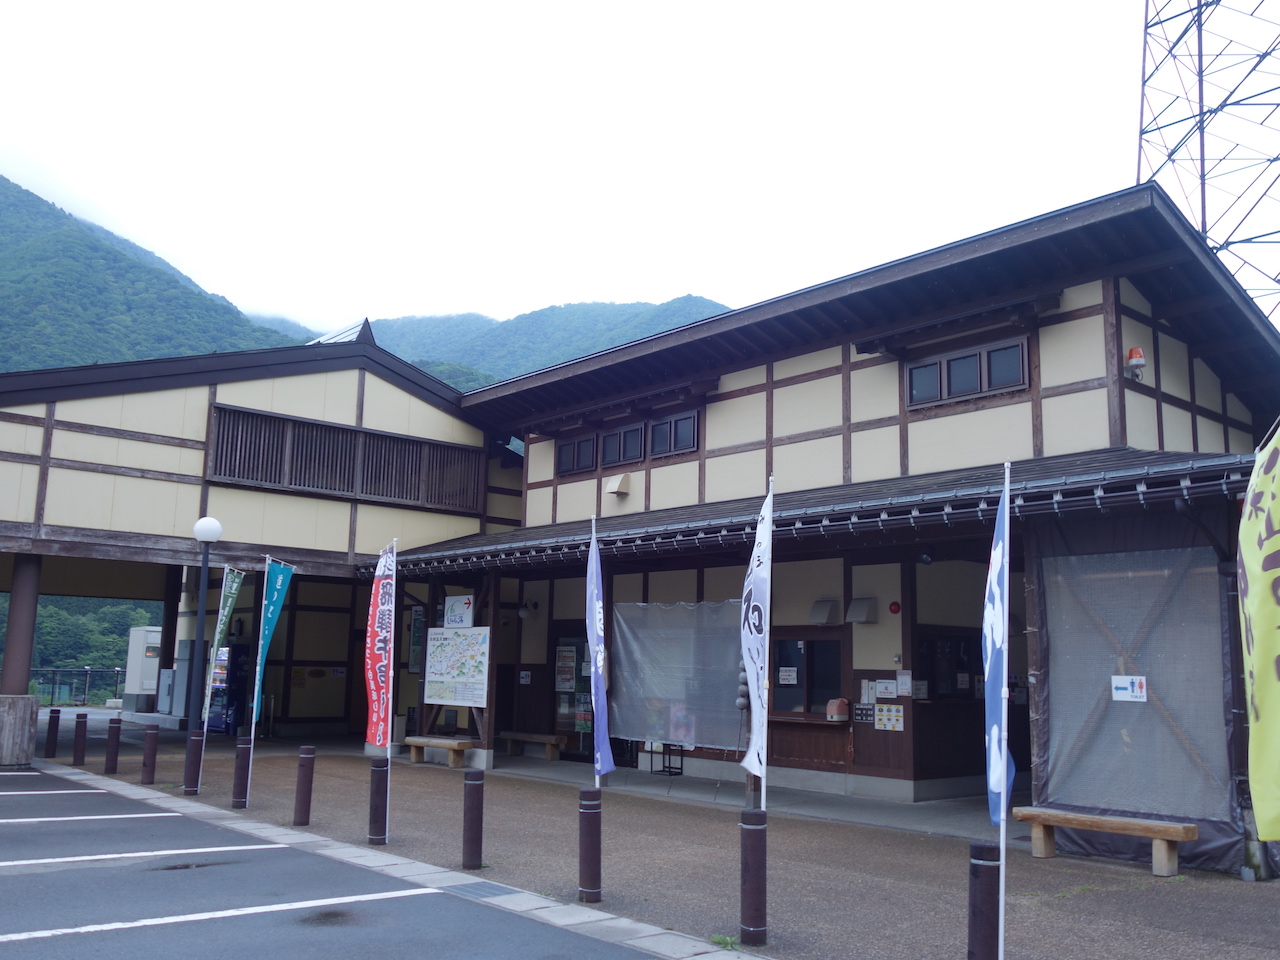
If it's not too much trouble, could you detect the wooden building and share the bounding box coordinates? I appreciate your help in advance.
[1,182,1277,873]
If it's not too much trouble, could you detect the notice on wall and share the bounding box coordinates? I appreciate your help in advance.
[423,627,490,708]
[778,666,799,686]
[896,671,912,697]
[853,703,875,723]
[443,595,475,628]
[874,703,904,731]
[1111,675,1148,702]
[555,646,577,692]
[875,679,898,700]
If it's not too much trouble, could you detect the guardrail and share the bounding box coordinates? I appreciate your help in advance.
[29,667,125,706]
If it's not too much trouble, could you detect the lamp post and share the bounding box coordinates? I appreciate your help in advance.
[183,516,222,795]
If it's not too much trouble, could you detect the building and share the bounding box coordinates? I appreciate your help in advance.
[1,183,1276,874]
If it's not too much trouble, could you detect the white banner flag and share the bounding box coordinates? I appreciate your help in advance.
[740,482,774,779]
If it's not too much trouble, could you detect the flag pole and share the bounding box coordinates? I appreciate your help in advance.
[998,461,1011,960]
[245,555,272,803]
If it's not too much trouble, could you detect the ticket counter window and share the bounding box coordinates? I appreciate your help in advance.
[772,637,840,716]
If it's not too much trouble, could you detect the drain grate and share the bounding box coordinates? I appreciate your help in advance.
[445,880,520,900]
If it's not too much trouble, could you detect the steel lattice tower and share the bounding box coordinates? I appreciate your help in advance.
[1139,0,1280,318]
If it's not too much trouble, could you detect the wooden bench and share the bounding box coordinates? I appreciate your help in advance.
[1012,806,1198,877]
[498,731,567,761]
[403,736,475,769]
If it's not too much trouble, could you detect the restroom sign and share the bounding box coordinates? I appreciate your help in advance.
[1111,675,1148,702]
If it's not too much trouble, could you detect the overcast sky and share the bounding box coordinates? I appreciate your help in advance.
[0,2,1143,333]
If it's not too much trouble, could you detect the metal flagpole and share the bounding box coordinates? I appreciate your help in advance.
[998,462,1011,960]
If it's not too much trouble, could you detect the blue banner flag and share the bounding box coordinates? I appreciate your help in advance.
[254,557,295,723]
[981,469,1014,827]
[586,520,615,777]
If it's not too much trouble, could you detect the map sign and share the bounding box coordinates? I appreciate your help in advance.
[424,627,490,708]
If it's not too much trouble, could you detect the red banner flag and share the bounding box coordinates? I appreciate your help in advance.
[364,542,396,747]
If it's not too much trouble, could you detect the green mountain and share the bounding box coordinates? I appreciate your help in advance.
[379,295,729,388]
[0,175,301,373]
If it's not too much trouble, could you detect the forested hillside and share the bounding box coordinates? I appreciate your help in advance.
[0,175,300,373]
[377,294,729,387]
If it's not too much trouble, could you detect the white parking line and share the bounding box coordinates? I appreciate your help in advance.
[0,888,438,942]
[0,789,107,796]
[0,843,287,868]
[0,812,182,824]
[0,772,39,777]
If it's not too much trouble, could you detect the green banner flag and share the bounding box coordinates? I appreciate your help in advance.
[202,566,245,723]
[1239,426,1280,841]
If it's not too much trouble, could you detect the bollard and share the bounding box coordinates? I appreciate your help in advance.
[578,787,602,902]
[141,724,159,785]
[231,736,253,809]
[293,746,316,826]
[368,757,389,845]
[104,718,122,775]
[72,712,88,766]
[462,769,484,869]
[967,842,1000,960]
[183,721,205,795]
[43,708,60,759]
[739,808,767,947]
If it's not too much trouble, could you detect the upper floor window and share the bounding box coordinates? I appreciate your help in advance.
[905,338,1027,410]
[556,411,699,476]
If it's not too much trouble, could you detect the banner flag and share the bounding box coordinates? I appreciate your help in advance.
[202,566,245,722]
[981,468,1015,827]
[740,480,774,780]
[1239,426,1280,840]
[586,519,615,778]
[365,542,397,748]
[253,558,295,723]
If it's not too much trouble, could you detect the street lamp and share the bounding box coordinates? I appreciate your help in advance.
[183,516,222,795]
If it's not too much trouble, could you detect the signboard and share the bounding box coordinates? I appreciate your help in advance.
[874,703,904,731]
[778,666,798,685]
[875,679,898,699]
[443,595,475,628]
[555,646,576,692]
[423,627,490,708]
[1111,675,1148,702]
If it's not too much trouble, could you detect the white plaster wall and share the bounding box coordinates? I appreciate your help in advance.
[704,565,747,602]
[362,374,483,446]
[710,365,767,394]
[217,371,360,426]
[0,461,38,522]
[774,435,843,494]
[1125,390,1160,450]
[555,478,597,522]
[774,376,843,436]
[526,440,555,483]
[612,573,644,603]
[525,486,553,526]
[1041,390,1111,456]
[705,449,766,503]
[1197,416,1226,453]
[45,470,202,538]
[1040,316,1105,387]
[649,460,699,510]
[55,387,210,440]
[775,346,841,380]
[1162,404,1194,451]
[908,404,1033,474]
[705,393,766,450]
[849,361,900,422]
[1193,359,1222,413]
[850,426,900,483]
[772,559,843,626]
[648,569,697,603]
[850,563,902,670]
[204,486,350,551]
[1158,333,1191,401]
[355,503,480,555]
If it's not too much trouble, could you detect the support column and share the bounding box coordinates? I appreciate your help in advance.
[1,554,42,695]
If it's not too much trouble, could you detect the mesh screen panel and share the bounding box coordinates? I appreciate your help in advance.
[1043,547,1230,819]
[609,601,746,750]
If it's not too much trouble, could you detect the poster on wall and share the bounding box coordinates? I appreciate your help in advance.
[423,627,490,708]
[555,646,577,692]
[408,606,425,674]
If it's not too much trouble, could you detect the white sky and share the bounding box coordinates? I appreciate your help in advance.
[0,2,1143,333]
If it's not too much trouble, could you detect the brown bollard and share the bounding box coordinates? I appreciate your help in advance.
[462,769,484,869]
[231,736,253,809]
[293,746,317,826]
[72,712,88,766]
[104,718,122,775]
[739,808,767,947]
[141,725,159,784]
[182,721,205,795]
[967,842,1000,960]
[578,787,602,902]
[43,709,61,758]
[368,757,389,845]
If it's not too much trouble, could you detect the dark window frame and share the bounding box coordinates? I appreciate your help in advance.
[769,627,844,719]
[904,337,1028,410]
[554,410,700,476]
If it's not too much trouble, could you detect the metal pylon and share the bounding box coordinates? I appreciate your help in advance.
[1139,0,1280,318]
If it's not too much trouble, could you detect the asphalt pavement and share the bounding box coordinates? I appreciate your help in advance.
[16,709,1280,960]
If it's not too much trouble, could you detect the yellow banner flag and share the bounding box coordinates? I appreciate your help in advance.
[1239,427,1280,841]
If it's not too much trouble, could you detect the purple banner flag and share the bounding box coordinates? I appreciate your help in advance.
[981,469,1014,827]
[740,482,773,779]
[586,520,615,777]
